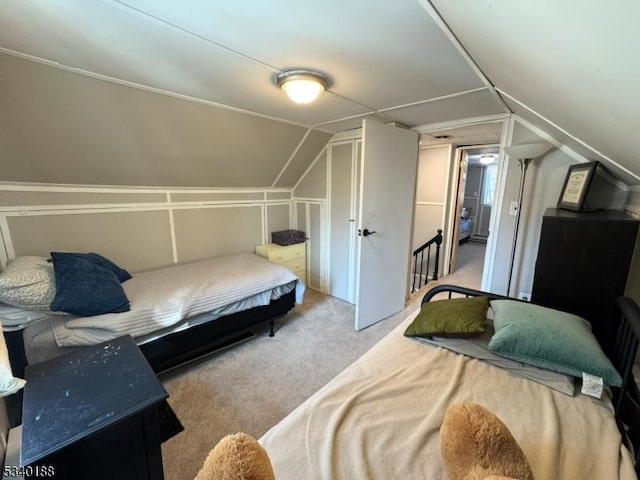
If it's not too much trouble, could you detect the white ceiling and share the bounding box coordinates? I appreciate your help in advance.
[0,0,638,185]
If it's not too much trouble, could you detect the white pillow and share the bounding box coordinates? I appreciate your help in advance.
[0,328,25,397]
[0,256,56,311]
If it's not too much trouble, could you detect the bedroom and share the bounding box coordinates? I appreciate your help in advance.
[1,0,640,479]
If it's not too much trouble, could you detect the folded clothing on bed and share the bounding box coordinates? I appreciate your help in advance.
[51,253,304,347]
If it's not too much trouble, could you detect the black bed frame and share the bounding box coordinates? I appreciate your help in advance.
[2,289,296,427]
[139,288,296,373]
[7,289,296,377]
[423,284,640,474]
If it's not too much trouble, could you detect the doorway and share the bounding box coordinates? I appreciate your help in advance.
[449,145,499,276]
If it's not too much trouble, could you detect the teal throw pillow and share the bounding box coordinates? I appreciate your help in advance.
[404,296,488,338]
[489,300,622,387]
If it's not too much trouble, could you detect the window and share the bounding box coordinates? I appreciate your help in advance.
[482,163,497,206]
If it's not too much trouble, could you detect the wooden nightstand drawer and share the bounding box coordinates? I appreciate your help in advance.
[256,243,305,263]
[269,243,304,263]
[285,260,306,282]
[284,257,305,273]
[256,242,306,283]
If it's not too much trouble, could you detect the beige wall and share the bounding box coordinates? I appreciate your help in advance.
[173,206,263,263]
[274,133,332,188]
[0,185,293,273]
[8,210,174,273]
[292,148,327,199]
[413,144,451,279]
[488,122,574,296]
[0,53,330,188]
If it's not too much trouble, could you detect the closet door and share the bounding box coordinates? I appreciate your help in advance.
[329,142,357,303]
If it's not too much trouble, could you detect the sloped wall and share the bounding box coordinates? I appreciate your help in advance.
[0,53,331,188]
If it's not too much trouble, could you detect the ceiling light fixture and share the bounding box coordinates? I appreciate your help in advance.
[479,154,496,165]
[276,69,329,105]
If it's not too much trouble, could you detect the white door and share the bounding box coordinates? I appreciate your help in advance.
[354,119,419,330]
[329,142,357,303]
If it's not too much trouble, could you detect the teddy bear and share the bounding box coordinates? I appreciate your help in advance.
[194,432,275,480]
[440,402,534,480]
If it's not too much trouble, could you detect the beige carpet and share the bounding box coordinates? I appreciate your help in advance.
[160,241,485,479]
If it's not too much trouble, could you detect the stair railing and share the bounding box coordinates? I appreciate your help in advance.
[411,229,443,293]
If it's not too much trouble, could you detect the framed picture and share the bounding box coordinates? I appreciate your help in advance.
[557,161,599,211]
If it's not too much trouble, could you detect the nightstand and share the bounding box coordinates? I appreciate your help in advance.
[21,335,168,480]
[255,242,306,282]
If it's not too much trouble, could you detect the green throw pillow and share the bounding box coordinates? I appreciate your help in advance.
[489,300,622,387]
[404,296,489,338]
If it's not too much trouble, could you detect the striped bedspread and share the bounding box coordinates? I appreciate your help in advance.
[52,253,304,347]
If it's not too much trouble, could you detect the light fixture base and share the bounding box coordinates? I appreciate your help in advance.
[276,69,330,105]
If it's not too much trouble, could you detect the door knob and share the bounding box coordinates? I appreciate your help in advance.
[360,228,377,237]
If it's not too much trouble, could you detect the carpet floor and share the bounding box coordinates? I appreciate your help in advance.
[160,241,485,479]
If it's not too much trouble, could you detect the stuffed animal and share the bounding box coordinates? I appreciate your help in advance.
[440,402,534,480]
[194,432,275,480]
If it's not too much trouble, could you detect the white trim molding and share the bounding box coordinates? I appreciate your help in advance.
[0,182,296,266]
[414,113,510,134]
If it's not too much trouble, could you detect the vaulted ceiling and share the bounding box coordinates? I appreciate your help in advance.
[0,1,637,187]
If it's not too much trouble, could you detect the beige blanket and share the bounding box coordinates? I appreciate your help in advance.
[260,310,636,479]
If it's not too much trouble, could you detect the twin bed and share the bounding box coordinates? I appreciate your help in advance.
[260,284,640,479]
[1,252,304,377]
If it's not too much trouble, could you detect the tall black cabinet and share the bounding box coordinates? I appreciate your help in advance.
[531,208,639,355]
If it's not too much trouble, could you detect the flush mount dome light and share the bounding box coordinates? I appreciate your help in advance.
[276,69,329,105]
[479,154,496,165]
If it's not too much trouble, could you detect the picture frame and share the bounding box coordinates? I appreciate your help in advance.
[557,161,599,212]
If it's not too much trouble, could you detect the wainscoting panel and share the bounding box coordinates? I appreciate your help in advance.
[413,203,444,251]
[173,205,263,263]
[266,204,291,238]
[0,183,296,271]
[8,210,174,272]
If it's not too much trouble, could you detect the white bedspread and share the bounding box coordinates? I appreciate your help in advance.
[52,253,304,347]
[260,309,636,480]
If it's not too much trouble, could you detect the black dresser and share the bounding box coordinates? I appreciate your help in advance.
[531,208,639,355]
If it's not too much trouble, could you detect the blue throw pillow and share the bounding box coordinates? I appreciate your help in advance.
[50,253,130,316]
[50,252,132,283]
